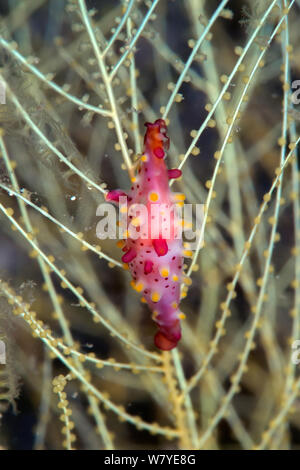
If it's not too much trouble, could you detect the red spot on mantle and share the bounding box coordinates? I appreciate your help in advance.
[121,248,137,263]
[168,168,182,179]
[154,147,165,159]
[153,239,168,256]
[144,260,153,275]
[154,331,178,350]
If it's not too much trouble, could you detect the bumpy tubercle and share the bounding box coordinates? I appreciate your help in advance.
[106,119,186,351]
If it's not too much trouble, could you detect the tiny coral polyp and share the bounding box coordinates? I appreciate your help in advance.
[106,119,188,351]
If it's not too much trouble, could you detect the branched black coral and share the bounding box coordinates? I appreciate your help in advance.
[0,298,20,416]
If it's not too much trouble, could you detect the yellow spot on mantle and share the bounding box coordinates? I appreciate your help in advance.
[174,193,186,201]
[183,250,193,258]
[149,191,159,202]
[151,292,161,303]
[135,282,144,292]
[160,267,169,277]
[131,217,140,227]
